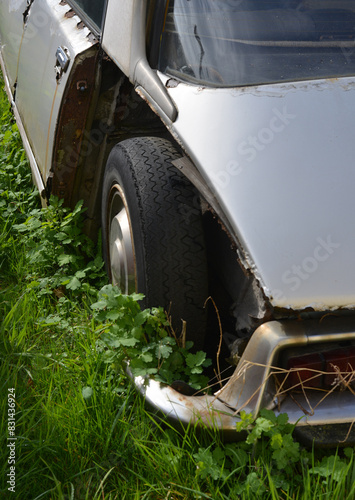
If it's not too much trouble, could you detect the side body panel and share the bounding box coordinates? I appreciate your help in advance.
[160,75,355,312]
[102,0,134,76]
[102,0,177,121]
[0,0,27,91]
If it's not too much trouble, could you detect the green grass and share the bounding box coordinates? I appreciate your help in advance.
[1,73,355,499]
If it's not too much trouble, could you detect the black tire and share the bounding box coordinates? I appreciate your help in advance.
[101,137,208,350]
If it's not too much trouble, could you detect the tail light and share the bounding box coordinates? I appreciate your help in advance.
[284,346,355,390]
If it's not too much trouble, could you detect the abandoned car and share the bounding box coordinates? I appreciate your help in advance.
[2,0,355,446]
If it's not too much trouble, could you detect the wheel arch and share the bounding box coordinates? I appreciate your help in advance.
[48,53,272,347]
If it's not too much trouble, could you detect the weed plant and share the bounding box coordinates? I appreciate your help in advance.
[1,74,355,499]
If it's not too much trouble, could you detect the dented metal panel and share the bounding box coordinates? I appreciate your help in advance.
[160,74,355,313]
[132,372,242,433]
[131,318,355,444]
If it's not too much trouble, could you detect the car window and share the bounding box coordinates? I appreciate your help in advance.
[67,0,106,31]
[155,0,355,87]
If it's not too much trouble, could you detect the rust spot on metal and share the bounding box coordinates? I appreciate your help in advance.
[87,33,97,44]
[166,78,179,89]
[51,47,99,205]
[76,80,88,92]
[64,9,75,18]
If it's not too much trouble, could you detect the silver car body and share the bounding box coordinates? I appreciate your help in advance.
[161,75,355,311]
[2,0,355,445]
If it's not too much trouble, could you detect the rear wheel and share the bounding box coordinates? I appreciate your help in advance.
[101,137,208,349]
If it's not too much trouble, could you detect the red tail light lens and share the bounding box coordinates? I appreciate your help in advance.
[285,346,355,389]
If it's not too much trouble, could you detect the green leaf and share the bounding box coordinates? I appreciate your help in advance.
[259,408,277,424]
[225,445,248,468]
[27,280,41,288]
[188,373,209,390]
[272,434,300,469]
[66,276,81,290]
[91,299,108,310]
[155,343,173,359]
[344,447,354,459]
[245,472,266,494]
[246,417,273,444]
[130,293,145,302]
[236,411,254,432]
[119,336,139,347]
[101,333,122,348]
[310,455,348,483]
[193,447,223,481]
[105,310,122,321]
[82,386,93,400]
[3,129,13,144]
[55,231,72,244]
[169,351,184,371]
[130,359,157,377]
[58,254,74,266]
[141,352,153,363]
[186,351,207,368]
[134,310,151,326]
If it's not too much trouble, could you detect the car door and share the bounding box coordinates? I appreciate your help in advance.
[0,0,29,92]
[14,0,104,186]
[1,0,107,197]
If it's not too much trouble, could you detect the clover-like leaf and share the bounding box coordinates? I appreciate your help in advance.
[66,276,81,290]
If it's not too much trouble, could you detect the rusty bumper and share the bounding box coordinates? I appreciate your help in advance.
[129,318,355,444]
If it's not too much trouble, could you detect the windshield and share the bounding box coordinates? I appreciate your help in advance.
[157,0,355,87]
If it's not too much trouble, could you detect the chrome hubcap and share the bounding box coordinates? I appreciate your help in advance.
[108,185,136,294]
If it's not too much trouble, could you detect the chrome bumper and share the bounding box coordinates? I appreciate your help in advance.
[130,319,355,441]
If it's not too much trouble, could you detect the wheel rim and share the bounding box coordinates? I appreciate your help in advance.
[107,184,136,294]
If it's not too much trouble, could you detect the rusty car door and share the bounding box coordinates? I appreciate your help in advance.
[15,0,99,185]
[1,0,102,197]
